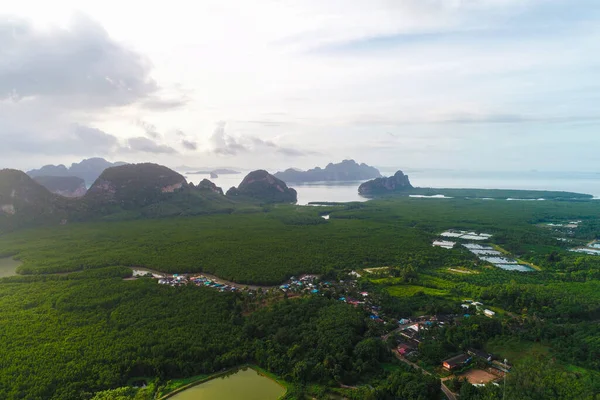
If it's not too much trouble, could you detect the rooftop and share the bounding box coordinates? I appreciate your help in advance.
[443,353,471,367]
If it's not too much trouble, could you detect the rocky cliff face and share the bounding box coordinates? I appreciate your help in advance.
[33,176,87,197]
[85,163,188,208]
[358,170,413,195]
[274,160,381,183]
[227,170,297,203]
[196,179,224,195]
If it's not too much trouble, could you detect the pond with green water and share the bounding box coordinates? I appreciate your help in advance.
[169,368,285,400]
[0,257,21,277]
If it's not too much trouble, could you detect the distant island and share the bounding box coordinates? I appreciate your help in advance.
[358,170,593,200]
[27,158,127,186]
[358,170,413,195]
[274,160,381,183]
[32,176,87,198]
[187,169,241,175]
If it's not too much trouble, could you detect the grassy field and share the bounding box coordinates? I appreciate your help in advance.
[485,338,550,364]
[386,284,450,298]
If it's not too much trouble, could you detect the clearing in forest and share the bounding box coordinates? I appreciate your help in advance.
[457,369,499,384]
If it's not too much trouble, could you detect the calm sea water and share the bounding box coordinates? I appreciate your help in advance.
[184,173,367,205]
[183,169,600,205]
[403,169,600,199]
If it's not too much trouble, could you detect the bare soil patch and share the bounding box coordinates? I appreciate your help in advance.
[458,369,498,384]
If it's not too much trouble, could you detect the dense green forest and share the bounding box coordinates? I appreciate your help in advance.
[0,197,599,399]
[2,197,599,283]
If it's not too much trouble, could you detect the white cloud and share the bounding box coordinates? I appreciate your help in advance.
[125,137,177,154]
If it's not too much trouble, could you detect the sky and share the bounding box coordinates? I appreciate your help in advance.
[1,0,599,173]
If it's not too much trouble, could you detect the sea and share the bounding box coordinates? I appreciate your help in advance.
[183,169,600,206]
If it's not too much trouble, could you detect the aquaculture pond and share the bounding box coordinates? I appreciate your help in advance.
[0,257,21,277]
[168,367,285,400]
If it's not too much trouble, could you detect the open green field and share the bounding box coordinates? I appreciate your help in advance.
[385,284,450,298]
[486,337,550,364]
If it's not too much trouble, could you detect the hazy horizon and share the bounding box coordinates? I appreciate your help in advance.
[10,157,600,176]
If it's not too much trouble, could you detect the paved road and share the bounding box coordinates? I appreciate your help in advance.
[391,350,456,400]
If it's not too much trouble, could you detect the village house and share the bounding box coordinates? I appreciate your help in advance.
[442,354,471,371]
[467,348,493,362]
[396,343,413,356]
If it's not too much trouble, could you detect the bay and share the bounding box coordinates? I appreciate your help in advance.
[182,169,600,205]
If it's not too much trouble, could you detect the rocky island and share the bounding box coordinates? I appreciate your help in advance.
[358,170,413,195]
[195,179,224,195]
[227,170,297,203]
[274,160,381,183]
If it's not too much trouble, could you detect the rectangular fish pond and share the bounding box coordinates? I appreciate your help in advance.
[166,367,286,400]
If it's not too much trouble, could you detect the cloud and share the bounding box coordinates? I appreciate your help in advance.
[241,120,286,127]
[277,0,539,54]
[181,139,198,150]
[0,14,158,108]
[207,121,315,157]
[140,96,189,110]
[135,120,160,138]
[72,125,119,150]
[0,124,119,156]
[126,137,177,154]
[249,137,277,148]
[209,122,248,155]
[249,136,315,157]
[276,147,310,157]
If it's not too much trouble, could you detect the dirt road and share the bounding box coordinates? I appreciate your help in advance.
[391,350,456,400]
